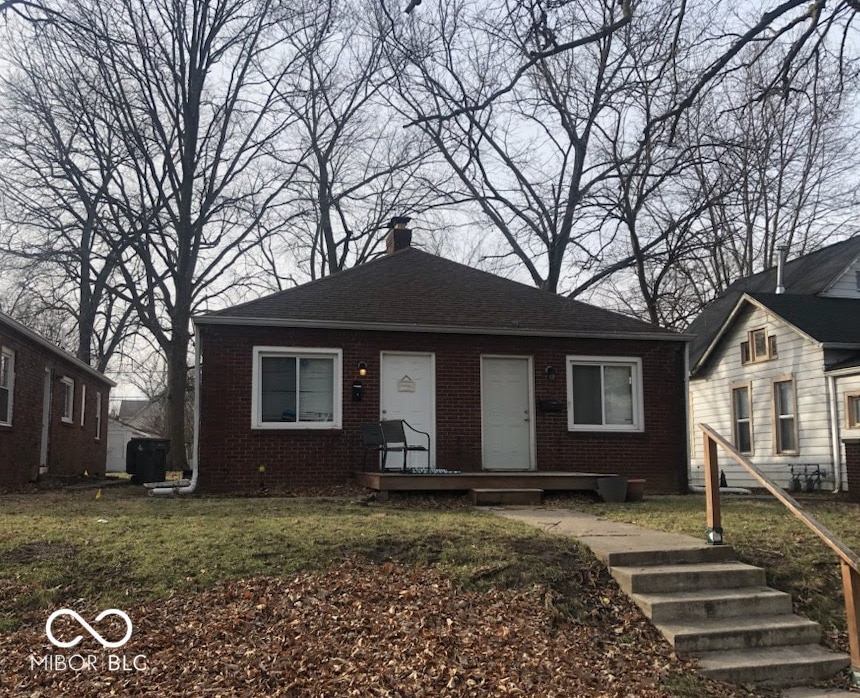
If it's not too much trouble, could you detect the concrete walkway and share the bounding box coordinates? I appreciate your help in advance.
[492,507,857,697]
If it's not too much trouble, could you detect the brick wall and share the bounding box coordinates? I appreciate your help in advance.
[197,324,689,495]
[0,323,111,489]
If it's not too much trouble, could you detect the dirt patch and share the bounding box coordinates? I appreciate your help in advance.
[0,542,79,565]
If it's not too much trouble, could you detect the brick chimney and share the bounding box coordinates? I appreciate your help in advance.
[386,216,412,254]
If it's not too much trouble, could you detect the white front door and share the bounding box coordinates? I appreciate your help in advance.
[380,352,435,469]
[481,356,534,471]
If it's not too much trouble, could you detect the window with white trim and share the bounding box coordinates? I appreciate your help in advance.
[774,378,797,453]
[0,347,13,425]
[95,391,102,441]
[566,356,643,431]
[61,377,75,423]
[251,347,342,429]
[80,384,87,427]
[847,392,860,429]
[731,383,753,454]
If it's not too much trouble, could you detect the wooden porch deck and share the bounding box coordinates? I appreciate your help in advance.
[354,470,608,494]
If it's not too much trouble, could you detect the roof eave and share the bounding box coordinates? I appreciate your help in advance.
[193,315,689,342]
[0,311,117,387]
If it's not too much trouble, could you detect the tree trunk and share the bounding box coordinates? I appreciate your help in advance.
[165,320,190,471]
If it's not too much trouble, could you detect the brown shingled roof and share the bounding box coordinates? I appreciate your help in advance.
[197,247,682,340]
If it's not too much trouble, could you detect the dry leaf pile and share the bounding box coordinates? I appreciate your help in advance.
[2,559,768,697]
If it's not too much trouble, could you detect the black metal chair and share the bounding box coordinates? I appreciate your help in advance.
[379,419,431,472]
[360,423,386,470]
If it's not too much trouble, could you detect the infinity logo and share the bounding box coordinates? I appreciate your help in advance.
[45,609,133,649]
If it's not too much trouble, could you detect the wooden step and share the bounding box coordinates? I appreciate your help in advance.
[470,488,543,505]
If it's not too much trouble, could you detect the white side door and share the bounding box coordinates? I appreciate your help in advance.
[380,352,435,469]
[481,356,534,471]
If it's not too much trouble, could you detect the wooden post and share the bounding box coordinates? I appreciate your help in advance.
[702,432,723,545]
[841,560,860,684]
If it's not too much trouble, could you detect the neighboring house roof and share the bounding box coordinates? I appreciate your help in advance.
[116,398,154,422]
[687,236,860,367]
[0,310,116,387]
[197,247,685,341]
[746,293,860,346]
[107,416,159,439]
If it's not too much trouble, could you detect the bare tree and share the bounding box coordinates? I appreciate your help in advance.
[260,0,440,282]
[679,49,859,299]
[384,0,696,294]
[0,32,136,370]
[31,0,312,468]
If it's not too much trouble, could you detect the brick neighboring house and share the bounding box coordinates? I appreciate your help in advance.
[0,311,114,488]
[194,222,691,494]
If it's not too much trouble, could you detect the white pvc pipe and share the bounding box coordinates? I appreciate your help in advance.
[828,374,843,493]
[689,485,752,495]
[151,335,200,496]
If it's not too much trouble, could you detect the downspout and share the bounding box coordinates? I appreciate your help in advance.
[151,331,200,496]
[684,343,692,492]
[828,373,843,493]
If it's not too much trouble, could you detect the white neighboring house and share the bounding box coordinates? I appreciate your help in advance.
[687,236,860,492]
[106,417,159,472]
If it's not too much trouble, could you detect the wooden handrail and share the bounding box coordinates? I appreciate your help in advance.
[699,423,860,677]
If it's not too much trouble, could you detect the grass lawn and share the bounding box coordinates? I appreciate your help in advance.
[0,487,603,633]
[0,486,854,696]
[588,492,860,645]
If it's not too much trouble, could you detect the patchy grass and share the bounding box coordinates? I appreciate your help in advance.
[586,493,860,645]
[0,487,607,632]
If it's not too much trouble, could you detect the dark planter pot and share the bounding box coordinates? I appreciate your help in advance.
[626,478,646,502]
[597,476,628,503]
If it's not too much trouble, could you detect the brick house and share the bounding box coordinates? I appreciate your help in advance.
[193,222,690,494]
[0,311,114,489]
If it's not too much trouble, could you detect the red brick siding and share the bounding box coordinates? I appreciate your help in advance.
[0,324,111,489]
[845,440,860,503]
[197,325,689,494]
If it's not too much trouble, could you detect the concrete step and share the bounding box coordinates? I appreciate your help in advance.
[604,544,737,568]
[470,488,543,505]
[661,614,821,652]
[633,585,793,623]
[611,561,766,595]
[782,688,859,698]
[696,644,851,686]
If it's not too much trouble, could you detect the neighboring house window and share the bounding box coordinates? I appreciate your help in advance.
[773,378,798,454]
[251,347,342,429]
[95,391,102,441]
[742,328,776,364]
[0,347,13,425]
[566,356,643,431]
[61,377,75,423]
[80,384,87,427]
[855,270,860,291]
[847,392,860,429]
[731,383,753,454]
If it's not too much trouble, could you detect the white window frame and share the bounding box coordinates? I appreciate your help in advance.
[566,355,643,432]
[95,391,102,441]
[773,376,798,454]
[731,381,753,455]
[847,391,860,429]
[0,347,14,426]
[61,376,75,424]
[80,384,87,427]
[251,346,342,430]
